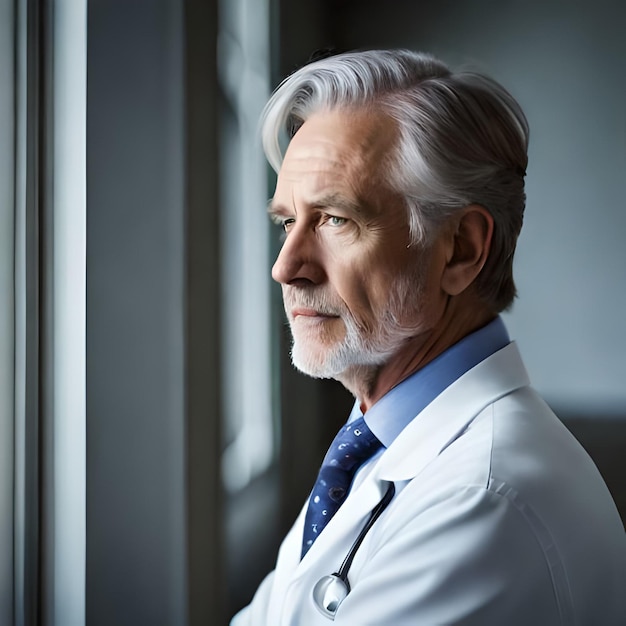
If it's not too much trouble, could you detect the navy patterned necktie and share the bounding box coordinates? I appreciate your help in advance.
[301,416,383,558]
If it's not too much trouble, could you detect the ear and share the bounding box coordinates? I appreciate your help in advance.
[441,205,494,297]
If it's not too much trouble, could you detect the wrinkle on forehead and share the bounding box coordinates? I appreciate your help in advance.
[274,108,399,212]
[288,108,396,168]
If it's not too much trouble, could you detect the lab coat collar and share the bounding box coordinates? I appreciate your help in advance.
[374,341,530,483]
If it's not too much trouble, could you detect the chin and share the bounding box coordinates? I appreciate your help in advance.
[290,340,341,379]
[290,335,391,381]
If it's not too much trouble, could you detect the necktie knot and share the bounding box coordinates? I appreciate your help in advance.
[302,417,383,558]
[323,420,381,469]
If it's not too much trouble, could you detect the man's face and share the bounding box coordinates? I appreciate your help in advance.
[270,108,444,381]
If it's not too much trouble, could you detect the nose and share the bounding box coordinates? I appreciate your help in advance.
[271,225,324,286]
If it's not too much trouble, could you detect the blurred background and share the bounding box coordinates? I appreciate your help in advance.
[1,0,624,624]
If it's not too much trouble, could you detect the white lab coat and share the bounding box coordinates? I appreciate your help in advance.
[232,343,626,625]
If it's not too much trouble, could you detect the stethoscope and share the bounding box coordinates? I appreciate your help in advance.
[312,481,396,619]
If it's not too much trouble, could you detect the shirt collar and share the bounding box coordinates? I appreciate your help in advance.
[348,316,510,448]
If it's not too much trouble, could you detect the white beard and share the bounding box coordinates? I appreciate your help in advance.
[285,264,427,380]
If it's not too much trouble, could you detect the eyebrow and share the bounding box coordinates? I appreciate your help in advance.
[267,199,289,224]
[312,193,362,215]
[267,193,362,219]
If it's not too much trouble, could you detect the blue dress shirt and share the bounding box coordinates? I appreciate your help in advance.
[348,316,510,448]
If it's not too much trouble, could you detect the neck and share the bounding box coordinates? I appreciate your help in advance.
[337,297,495,412]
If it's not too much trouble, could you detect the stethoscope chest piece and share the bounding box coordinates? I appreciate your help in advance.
[312,573,349,619]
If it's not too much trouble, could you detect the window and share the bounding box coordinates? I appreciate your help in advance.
[218,0,275,494]
[5,1,87,623]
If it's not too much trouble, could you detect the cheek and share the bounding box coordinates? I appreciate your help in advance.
[331,266,390,330]
[324,233,418,320]
[333,270,372,312]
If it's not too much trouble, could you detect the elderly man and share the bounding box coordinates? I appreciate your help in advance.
[232,50,626,625]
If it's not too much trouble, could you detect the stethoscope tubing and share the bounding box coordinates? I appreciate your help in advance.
[335,481,396,585]
[312,481,396,618]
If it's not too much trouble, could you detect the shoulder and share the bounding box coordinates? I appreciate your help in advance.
[359,387,626,623]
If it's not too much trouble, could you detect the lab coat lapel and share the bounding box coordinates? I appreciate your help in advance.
[302,467,386,571]
[375,342,530,483]
[273,466,388,613]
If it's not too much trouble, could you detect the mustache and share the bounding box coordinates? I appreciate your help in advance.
[283,287,346,317]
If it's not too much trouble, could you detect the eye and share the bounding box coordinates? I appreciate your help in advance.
[327,215,347,227]
[281,217,296,232]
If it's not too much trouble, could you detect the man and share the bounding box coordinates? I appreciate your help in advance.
[232,50,626,624]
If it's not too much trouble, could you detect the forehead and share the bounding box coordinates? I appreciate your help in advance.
[273,108,398,208]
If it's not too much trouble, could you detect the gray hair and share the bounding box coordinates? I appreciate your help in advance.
[260,49,529,312]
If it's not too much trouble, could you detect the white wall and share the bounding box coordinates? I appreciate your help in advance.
[338,0,626,414]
